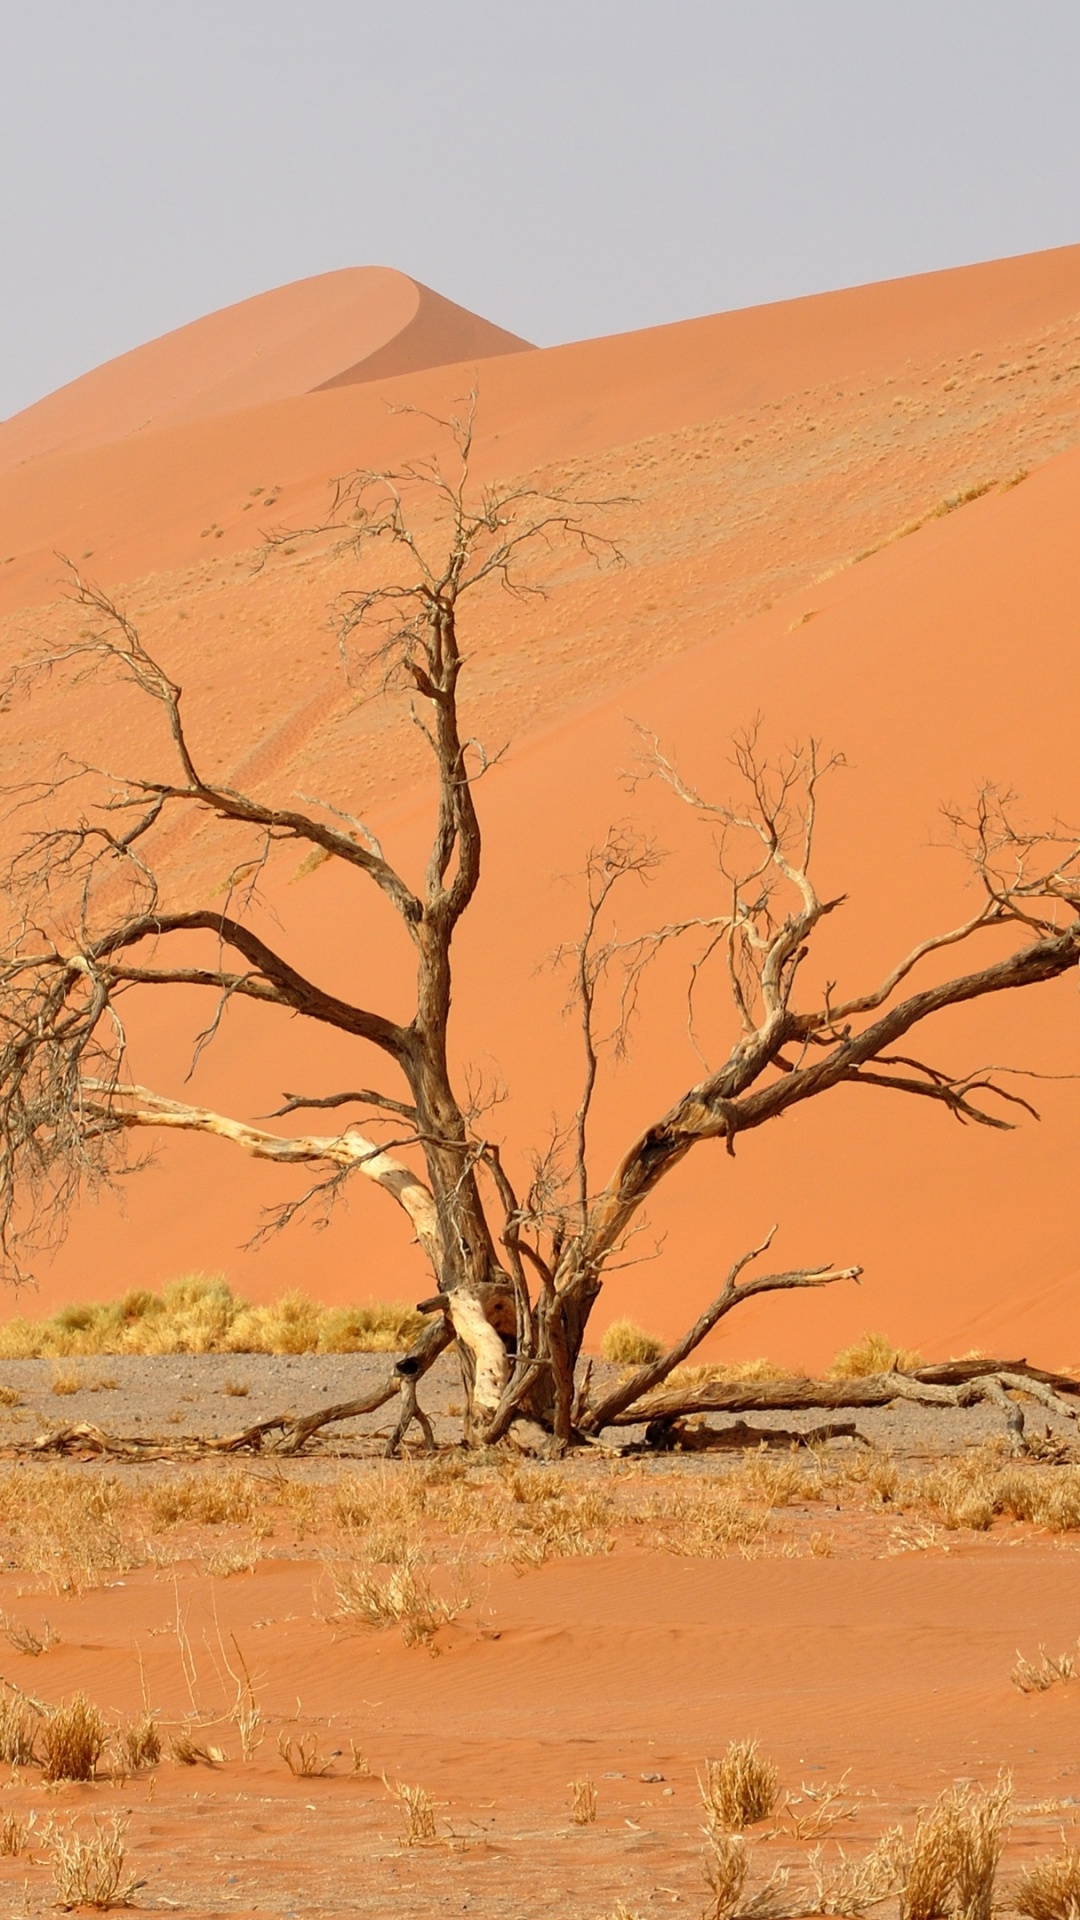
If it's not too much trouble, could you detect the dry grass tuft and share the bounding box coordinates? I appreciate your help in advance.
[278,1730,333,1777]
[703,1827,748,1918]
[829,1333,923,1378]
[1012,1648,1076,1693]
[328,1556,462,1646]
[1015,1842,1080,1920]
[170,1731,224,1767]
[392,1779,438,1845]
[149,1468,257,1528]
[47,1814,139,1910]
[0,1692,40,1765]
[600,1320,664,1366]
[0,1808,30,1855]
[0,1610,57,1655]
[119,1714,161,1771]
[221,1378,250,1397]
[0,1275,424,1357]
[807,1832,904,1913]
[900,1776,1010,1920]
[40,1693,109,1783]
[569,1776,598,1824]
[701,1741,779,1830]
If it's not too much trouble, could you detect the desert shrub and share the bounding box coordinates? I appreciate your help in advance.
[47,1814,138,1910]
[393,1779,438,1845]
[40,1693,109,1782]
[0,1469,131,1590]
[601,1320,664,1366]
[830,1332,923,1378]
[1015,1842,1080,1920]
[700,1740,779,1829]
[328,1556,460,1646]
[0,1693,39,1765]
[808,1831,904,1914]
[900,1777,1010,1920]
[149,1469,257,1528]
[0,1810,29,1855]
[703,1829,749,1920]
[0,1277,423,1356]
[119,1714,161,1771]
[569,1776,598,1824]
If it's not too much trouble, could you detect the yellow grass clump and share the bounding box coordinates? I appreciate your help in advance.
[40,1694,110,1783]
[700,1740,779,1830]
[600,1320,664,1366]
[899,1777,1011,1920]
[0,1275,424,1357]
[1015,1843,1080,1920]
[829,1332,924,1378]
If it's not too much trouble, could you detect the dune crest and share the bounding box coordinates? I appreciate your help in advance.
[0,266,533,471]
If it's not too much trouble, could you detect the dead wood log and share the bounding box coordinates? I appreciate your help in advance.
[213,1317,453,1454]
[609,1358,1080,1458]
[642,1416,866,1452]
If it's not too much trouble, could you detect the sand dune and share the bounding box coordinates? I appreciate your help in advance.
[0,266,533,472]
[3,246,1080,1364]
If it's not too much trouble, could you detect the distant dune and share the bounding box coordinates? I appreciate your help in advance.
[3,246,1080,1365]
[0,266,533,471]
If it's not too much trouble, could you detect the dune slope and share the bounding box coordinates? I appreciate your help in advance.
[2,245,1080,1364]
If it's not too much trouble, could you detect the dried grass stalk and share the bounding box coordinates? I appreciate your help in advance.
[1015,1842,1080,1920]
[569,1776,598,1824]
[700,1741,779,1830]
[47,1814,140,1910]
[704,1828,749,1919]
[40,1693,109,1783]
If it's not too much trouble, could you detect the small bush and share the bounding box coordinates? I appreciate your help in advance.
[393,1779,438,1845]
[278,1730,332,1777]
[703,1829,748,1919]
[47,1814,138,1910]
[1016,1843,1080,1920]
[40,1694,109,1782]
[0,1276,423,1356]
[569,1776,598,1824]
[120,1714,161,1771]
[0,1694,39,1765]
[830,1333,923,1378]
[600,1320,664,1366]
[700,1740,779,1830]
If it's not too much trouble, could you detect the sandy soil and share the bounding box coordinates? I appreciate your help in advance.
[0,1420,1075,1917]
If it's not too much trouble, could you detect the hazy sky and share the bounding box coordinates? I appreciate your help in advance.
[2,1,1080,421]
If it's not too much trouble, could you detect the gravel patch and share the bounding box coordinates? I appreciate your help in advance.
[0,1351,1067,1459]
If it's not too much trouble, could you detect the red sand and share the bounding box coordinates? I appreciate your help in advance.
[0,1524,1077,1916]
[2,247,1080,1365]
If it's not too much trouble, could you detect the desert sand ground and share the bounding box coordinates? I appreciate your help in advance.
[0,1372,1076,1917]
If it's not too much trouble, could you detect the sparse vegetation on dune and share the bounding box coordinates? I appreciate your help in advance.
[0,1275,424,1357]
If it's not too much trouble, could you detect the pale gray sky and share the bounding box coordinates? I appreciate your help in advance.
[2,1,1079,421]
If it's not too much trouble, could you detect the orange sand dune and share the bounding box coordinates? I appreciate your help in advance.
[0,266,533,472]
[4,239,1080,621]
[3,247,1080,1364]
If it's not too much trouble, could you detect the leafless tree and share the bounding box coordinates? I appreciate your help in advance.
[2,406,1079,1454]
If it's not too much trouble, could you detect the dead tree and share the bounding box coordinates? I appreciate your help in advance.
[1,406,1079,1453]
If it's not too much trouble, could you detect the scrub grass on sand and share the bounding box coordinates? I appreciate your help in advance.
[0,1274,424,1357]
